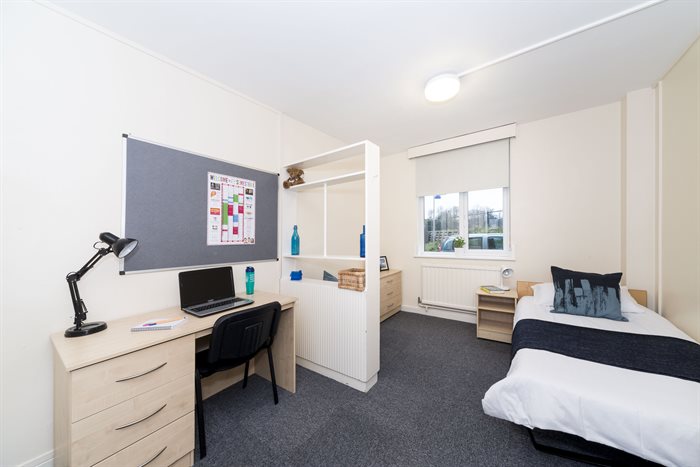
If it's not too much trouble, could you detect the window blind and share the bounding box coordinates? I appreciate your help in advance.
[415,139,509,197]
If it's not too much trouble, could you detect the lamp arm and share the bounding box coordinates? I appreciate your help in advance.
[71,247,112,281]
[66,247,111,329]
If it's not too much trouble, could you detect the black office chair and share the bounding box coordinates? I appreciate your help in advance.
[194,301,282,459]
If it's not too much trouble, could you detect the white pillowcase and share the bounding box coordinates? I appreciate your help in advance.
[531,282,555,308]
[530,283,646,313]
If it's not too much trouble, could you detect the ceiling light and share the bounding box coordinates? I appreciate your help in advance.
[422,1,664,104]
[424,73,461,103]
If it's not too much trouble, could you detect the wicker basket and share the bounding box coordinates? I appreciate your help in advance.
[338,268,366,291]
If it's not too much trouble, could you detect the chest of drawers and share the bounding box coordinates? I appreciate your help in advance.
[380,269,402,322]
[53,335,195,467]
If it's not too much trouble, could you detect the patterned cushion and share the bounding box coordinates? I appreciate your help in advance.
[550,266,626,321]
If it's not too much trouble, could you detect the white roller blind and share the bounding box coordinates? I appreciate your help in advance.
[415,139,509,196]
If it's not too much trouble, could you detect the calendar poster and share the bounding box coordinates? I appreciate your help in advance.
[207,172,255,245]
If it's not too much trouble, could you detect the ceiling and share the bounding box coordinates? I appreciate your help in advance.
[54,0,699,154]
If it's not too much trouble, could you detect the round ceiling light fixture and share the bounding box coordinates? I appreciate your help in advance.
[424,73,461,103]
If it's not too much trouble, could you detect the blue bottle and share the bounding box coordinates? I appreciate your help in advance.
[291,225,300,256]
[245,266,255,295]
[360,225,366,258]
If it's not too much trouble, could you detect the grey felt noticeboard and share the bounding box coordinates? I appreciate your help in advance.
[122,137,278,273]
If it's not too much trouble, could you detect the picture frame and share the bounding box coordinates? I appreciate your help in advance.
[379,256,389,271]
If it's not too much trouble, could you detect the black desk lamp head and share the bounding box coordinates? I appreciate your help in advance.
[65,232,138,338]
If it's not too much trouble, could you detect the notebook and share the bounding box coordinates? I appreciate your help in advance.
[131,317,187,332]
[178,266,253,317]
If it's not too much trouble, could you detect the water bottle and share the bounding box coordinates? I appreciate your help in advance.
[360,225,366,258]
[291,225,300,256]
[245,266,255,295]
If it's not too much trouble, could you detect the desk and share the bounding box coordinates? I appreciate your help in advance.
[51,291,295,467]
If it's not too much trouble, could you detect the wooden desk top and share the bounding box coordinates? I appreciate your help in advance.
[51,291,296,372]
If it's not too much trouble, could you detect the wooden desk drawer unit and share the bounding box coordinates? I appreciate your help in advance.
[71,336,194,422]
[93,414,194,467]
[380,270,402,322]
[71,374,193,466]
[54,335,195,467]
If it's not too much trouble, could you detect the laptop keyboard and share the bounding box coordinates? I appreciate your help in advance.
[191,298,242,312]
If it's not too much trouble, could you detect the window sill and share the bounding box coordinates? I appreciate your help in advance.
[415,252,516,261]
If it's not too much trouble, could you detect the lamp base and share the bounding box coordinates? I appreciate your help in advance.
[65,321,107,338]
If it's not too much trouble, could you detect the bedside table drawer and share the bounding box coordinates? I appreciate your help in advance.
[71,336,194,422]
[71,373,193,467]
[92,413,194,467]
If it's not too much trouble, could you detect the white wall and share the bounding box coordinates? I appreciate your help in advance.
[659,38,700,341]
[622,88,658,309]
[381,102,623,313]
[0,3,342,466]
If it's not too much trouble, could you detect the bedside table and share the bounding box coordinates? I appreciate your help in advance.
[476,289,518,343]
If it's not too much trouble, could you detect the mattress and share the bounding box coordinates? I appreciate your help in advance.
[482,296,700,467]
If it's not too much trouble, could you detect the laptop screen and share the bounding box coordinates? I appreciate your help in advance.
[178,266,235,308]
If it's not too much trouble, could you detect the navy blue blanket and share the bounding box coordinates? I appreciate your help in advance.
[511,319,700,384]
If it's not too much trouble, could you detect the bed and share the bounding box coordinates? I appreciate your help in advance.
[482,281,700,467]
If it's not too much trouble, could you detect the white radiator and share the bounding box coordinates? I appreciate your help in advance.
[280,279,368,381]
[420,264,500,312]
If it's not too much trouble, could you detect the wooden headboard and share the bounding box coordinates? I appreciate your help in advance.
[517,281,648,307]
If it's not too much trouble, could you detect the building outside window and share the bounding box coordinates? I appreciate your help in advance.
[420,187,509,256]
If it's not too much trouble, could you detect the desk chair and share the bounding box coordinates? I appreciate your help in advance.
[194,302,281,459]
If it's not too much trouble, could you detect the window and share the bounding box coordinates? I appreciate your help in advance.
[413,136,512,257]
[420,188,509,256]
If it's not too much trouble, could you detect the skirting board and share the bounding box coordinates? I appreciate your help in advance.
[296,357,378,393]
[401,305,476,324]
[17,449,53,467]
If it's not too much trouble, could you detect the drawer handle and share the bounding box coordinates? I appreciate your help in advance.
[115,362,167,382]
[386,291,394,296]
[138,446,167,467]
[115,403,167,430]
[385,280,394,285]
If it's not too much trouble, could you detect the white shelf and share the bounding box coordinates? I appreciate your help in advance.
[284,141,368,169]
[286,171,365,191]
[283,254,366,261]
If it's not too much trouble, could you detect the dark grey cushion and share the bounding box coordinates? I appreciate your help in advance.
[550,266,626,321]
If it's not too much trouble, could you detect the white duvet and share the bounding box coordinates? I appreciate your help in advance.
[482,296,700,467]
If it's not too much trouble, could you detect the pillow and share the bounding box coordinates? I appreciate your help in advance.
[550,266,626,321]
[531,282,555,308]
[621,286,645,313]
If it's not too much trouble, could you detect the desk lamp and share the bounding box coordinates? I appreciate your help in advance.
[65,232,138,337]
[499,266,514,291]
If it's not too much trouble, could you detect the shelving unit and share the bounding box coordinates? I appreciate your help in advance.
[280,141,380,392]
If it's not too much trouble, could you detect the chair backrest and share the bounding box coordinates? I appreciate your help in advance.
[207,301,281,364]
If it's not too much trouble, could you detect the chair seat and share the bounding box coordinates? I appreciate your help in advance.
[196,349,249,378]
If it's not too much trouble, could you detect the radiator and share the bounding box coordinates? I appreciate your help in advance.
[420,264,500,312]
[280,279,369,381]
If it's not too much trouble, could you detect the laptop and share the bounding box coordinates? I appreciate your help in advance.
[179,266,253,317]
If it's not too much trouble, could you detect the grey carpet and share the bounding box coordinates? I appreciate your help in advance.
[196,312,582,466]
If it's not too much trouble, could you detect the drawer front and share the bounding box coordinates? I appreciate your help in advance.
[380,288,401,315]
[71,373,194,467]
[71,336,194,421]
[92,413,194,467]
[381,281,401,302]
[380,273,402,314]
[380,272,401,290]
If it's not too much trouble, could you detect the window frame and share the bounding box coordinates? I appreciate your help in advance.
[416,188,513,260]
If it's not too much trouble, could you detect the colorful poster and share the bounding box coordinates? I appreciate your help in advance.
[207,172,255,245]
